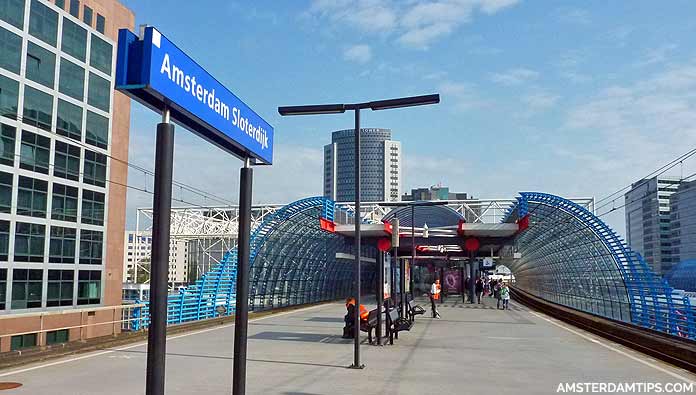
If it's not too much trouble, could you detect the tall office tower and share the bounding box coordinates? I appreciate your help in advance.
[0,0,134,351]
[323,128,401,202]
[625,176,682,275]
[670,180,696,264]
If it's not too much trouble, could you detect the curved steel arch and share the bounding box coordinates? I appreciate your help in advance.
[504,192,695,339]
[382,204,464,228]
[132,196,369,329]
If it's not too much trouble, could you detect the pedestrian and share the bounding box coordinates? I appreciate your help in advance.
[430,279,441,318]
[342,298,356,338]
[494,279,502,309]
[475,277,483,304]
[500,282,510,310]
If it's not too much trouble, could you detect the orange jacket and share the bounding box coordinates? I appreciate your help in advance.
[359,304,369,320]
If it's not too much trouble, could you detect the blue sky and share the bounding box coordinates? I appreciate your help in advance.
[120,0,696,235]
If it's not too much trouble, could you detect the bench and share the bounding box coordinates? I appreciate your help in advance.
[360,309,379,344]
[407,300,426,322]
[387,308,412,345]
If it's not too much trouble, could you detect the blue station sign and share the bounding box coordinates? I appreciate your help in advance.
[115,26,274,164]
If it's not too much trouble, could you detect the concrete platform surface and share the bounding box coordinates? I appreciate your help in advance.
[0,297,694,394]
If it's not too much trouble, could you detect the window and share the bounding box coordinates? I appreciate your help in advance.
[78,270,100,304]
[17,176,48,218]
[55,0,64,9]
[69,0,78,17]
[54,140,80,181]
[85,111,107,148]
[89,36,112,75]
[82,5,91,26]
[81,189,104,225]
[46,329,69,344]
[22,86,53,131]
[11,268,43,308]
[25,41,56,88]
[0,27,22,74]
[59,59,85,100]
[0,172,12,213]
[61,19,86,61]
[20,130,50,174]
[0,0,25,29]
[29,0,58,46]
[95,14,105,34]
[0,268,6,310]
[0,75,19,119]
[56,99,82,141]
[87,72,109,111]
[51,183,78,222]
[79,230,102,265]
[49,227,76,264]
[83,150,106,187]
[11,333,37,350]
[0,124,15,166]
[0,220,9,260]
[47,269,73,306]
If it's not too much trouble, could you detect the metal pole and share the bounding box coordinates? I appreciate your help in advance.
[233,157,253,395]
[350,108,364,369]
[145,108,174,395]
[469,251,476,304]
[400,253,406,318]
[411,205,415,300]
[460,265,465,303]
[439,267,444,305]
[376,251,384,345]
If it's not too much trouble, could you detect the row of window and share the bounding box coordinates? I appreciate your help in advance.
[0,172,105,224]
[55,0,105,34]
[10,328,68,351]
[0,71,110,133]
[0,220,103,264]
[0,267,100,310]
[0,124,107,185]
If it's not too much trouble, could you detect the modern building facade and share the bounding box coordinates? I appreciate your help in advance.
[123,231,189,287]
[670,180,696,264]
[0,0,133,352]
[402,185,471,201]
[323,128,401,202]
[625,177,682,275]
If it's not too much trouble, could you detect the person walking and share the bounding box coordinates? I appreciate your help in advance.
[500,282,510,310]
[494,279,503,309]
[430,279,441,318]
[475,277,483,304]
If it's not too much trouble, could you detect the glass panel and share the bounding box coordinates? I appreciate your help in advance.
[0,0,25,29]
[51,183,78,222]
[19,131,50,174]
[56,99,82,141]
[83,150,106,187]
[25,41,56,89]
[69,0,78,17]
[96,14,104,34]
[55,0,64,9]
[0,27,22,74]
[87,72,109,111]
[0,124,15,166]
[59,59,85,100]
[0,75,19,119]
[29,0,58,46]
[53,140,80,181]
[22,86,53,131]
[89,36,112,75]
[14,223,45,262]
[61,19,86,61]
[82,6,92,25]
[85,110,107,148]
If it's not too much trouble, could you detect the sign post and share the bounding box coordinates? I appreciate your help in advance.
[116,26,274,395]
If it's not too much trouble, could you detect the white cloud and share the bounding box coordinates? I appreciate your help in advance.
[343,44,372,64]
[489,68,539,85]
[437,80,490,111]
[554,7,591,25]
[306,0,520,49]
[522,92,560,110]
[634,44,678,67]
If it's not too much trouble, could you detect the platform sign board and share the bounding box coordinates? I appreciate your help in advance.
[482,257,495,268]
[115,26,274,164]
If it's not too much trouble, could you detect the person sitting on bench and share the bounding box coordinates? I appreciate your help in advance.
[343,297,368,338]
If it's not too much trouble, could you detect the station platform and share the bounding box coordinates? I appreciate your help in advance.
[1,297,694,394]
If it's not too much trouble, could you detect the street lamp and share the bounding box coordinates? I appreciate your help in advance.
[380,201,448,319]
[279,94,439,369]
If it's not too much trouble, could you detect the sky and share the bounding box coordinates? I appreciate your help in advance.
[119,0,696,236]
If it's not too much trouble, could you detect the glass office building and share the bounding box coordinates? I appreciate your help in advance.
[671,180,696,264]
[323,128,401,202]
[0,0,133,352]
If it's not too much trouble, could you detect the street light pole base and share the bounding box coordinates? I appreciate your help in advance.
[348,364,366,369]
